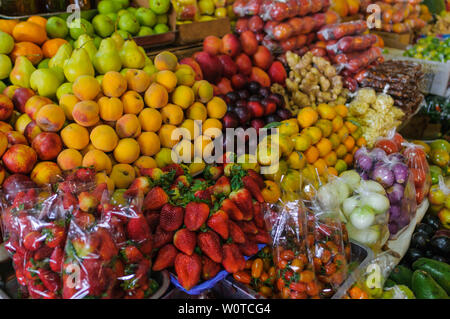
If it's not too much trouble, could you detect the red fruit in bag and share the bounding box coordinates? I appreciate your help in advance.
[202,255,221,280]
[229,220,246,244]
[153,244,178,271]
[127,213,151,242]
[184,202,210,231]
[49,246,63,273]
[38,269,61,293]
[143,186,168,211]
[42,224,66,248]
[34,245,53,260]
[174,252,202,291]
[23,231,43,251]
[222,243,246,273]
[159,204,184,232]
[374,139,398,155]
[96,229,118,261]
[220,198,244,221]
[198,231,223,263]
[207,210,229,240]
[173,228,196,255]
[153,225,174,249]
[121,245,144,264]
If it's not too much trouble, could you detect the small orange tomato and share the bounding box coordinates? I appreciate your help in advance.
[251,258,263,279]
[233,271,251,285]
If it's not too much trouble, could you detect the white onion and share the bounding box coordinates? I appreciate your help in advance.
[342,196,361,218]
[340,170,361,190]
[361,192,390,214]
[350,206,375,229]
[359,180,386,195]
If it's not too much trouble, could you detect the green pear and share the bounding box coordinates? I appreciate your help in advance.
[56,82,73,101]
[49,43,73,81]
[38,58,50,69]
[94,38,122,75]
[0,31,14,54]
[30,69,63,99]
[0,80,6,93]
[138,46,152,66]
[63,48,95,83]
[0,54,12,80]
[143,64,158,77]
[9,56,36,88]
[111,32,125,50]
[119,40,146,69]
[74,34,97,62]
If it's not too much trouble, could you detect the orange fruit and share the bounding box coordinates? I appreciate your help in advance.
[317,104,336,120]
[327,167,338,176]
[297,107,318,128]
[356,137,367,147]
[334,104,348,118]
[337,125,349,141]
[10,42,43,65]
[344,121,358,134]
[329,133,340,150]
[316,138,332,157]
[0,19,19,35]
[313,158,327,176]
[41,38,68,58]
[343,153,353,166]
[331,115,344,132]
[303,126,322,145]
[352,147,359,156]
[12,21,47,45]
[305,146,319,164]
[336,144,347,158]
[315,119,332,137]
[343,136,355,152]
[323,151,337,166]
[27,16,47,29]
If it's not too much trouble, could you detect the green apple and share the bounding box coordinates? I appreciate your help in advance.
[136,7,157,27]
[94,36,102,49]
[137,26,154,36]
[118,13,140,35]
[38,58,50,69]
[69,18,94,40]
[150,0,171,14]
[154,23,169,34]
[106,12,118,23]
[117,29,130,40]
[127,7,137,15]
[98,0,120,14]
[0,81,6,94]
[30,69,63,98]
[93,14,115,37]
[0,54,12,80]
[198,0,215,15]
[96,75,104,85]
[117,9,129,17]
[56,82,73,100]
[111,189,127,206]
[112,0,129,9]
[0,31,14,55]
[143,64,158,76]
[46,16,69,39]
[156,14,168,25]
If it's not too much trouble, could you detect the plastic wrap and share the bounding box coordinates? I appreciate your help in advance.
[326,34,378,55]
[317,20,367,41]
[334,47,382,73]
[171,0,199,21]
[402,142,431,206]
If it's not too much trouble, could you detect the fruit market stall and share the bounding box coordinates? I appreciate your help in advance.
[0,0,448,301]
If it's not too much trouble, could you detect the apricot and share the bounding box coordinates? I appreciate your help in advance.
[192,80,213,103]
[154,51,178,71]
[6,131,28,145]
[90,124,118,152]
[125,69,151,93]
[115,114,141,138]
[134,155,157,172]
[206,97,227,119]
[172,85,195,109]
[57,148,83,171]
[81,143,97,156]
[35,104,65,132]
[60,123,90,150]
[144,83,168,109]
[110,163,135,189]
[98,96,123,122]
[173,139,194,163]
[15,113,32,134]
[73,75,101,101]
[138,131,160,156]
[155,70,177,92]
[139,108,162,132]
[0,121,13,133]
[72,100,100,127]
[186,102,207,122]
[94,172,114,193]
[30,161,62,186]
[158,124,181,149]
[12,21,47,45]
[180,119,200,141]
[82,149,112,173]
[59,94,80,121]
[121,90,144,114]
[102,71,127,98]
[114,138,140,164]
[175,65,196,87]
[161,104,184,126]
[24,95,53,120]
[0,131,7,156]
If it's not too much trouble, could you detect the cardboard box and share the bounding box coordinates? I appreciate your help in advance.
[371,31,413,50]
[175,17,231,45]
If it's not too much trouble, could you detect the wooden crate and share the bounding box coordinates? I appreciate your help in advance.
[371,30,413,50]
[175,17,231,45]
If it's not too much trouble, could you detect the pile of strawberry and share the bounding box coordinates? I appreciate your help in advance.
[139,162,271,291]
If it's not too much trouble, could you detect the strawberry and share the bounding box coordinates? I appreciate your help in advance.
[247,169,265,189]
[194,188,212,203]
[237,220,259,235]
[23,231,43,251]
[140,167,164,181]
[162,164,184,177]
[73,210,96,229]
[220,199,244,221]
[174,175,190,188]
[222,243,246,273]
[112,259,125,278]
[238,237,259,256]
[205,165,223,181]
[242,175,264,202]
[153,226,174,249]
[42,224,66,248]
[198,231,223,263]
[92,182,109,202]
[145,212,160,232]
[121,245,144,264]
[159,204,184,232]
[62,193,78,210]
[253,201,265,228]
[174,252,202,291]
[127,213,151,242]
[184,202,210,231]
[75,167,96,182]
[173,228,196,255]
[248,229,271,244]
[127,176,152,196]
[38,269,61,293]
[228,220,246,244]
[33,245,53,260]
[143,186,168,211]
[202,255,221,280]
[207,210,229,239]
[139,238,153,255]
[212,176,231,196]
[152,244,178,271]
[49,246,63,273]
[229,189,254,220]
[95,228,118,261]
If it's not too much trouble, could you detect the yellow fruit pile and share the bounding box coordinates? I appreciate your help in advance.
[55,51,227,191]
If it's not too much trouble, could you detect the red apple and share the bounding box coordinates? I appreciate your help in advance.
[3,144,37,174]
[32,132,63,160]
[217,55,238,78]
[234,53,252,75]
[203,35,222,56]
[221,33,241,57]
[12,88,35,114]
[252,46,273,70]
[0,94,14,121]
[243,0,262,16]
[240,30,259,56]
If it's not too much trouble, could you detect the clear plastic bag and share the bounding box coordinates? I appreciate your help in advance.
[317,20,367,41]
[333,47,382,73]
[171,0,199,21]
[326,34,378,55]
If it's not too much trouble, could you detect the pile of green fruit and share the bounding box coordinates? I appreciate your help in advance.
[45,0,171,46]
[404,36,450,62]
[386,258,449,299]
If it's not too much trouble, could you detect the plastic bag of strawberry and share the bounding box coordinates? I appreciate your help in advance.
[317,20,367,42]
